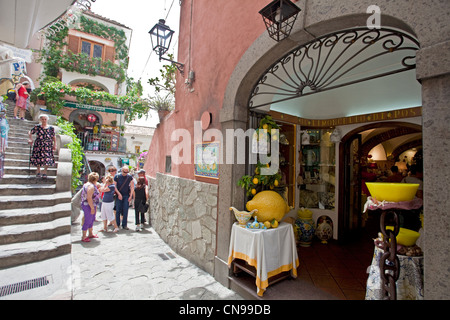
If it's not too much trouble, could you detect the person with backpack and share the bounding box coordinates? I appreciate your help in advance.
[131,176,149,231]
[114,166,134,230]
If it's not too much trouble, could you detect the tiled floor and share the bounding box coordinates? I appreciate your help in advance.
[295,237,374,300]
[229,216,379,300]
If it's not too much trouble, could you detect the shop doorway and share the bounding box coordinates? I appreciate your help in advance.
[338,122,423,243]
[88,160,105,178]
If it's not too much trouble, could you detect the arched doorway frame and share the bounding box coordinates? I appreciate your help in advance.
[88,160,106,178]
[69,109,103,127]
[337,121,422,242]
[216,12,422,282]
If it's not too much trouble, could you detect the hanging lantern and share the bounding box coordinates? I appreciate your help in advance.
[149,19,185,73]
[259,0,301,42]
[87,114,97,123]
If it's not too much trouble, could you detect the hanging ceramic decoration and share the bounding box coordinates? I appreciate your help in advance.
[295,208,315,247]
[316,215,333,244]
[87,114,97,123]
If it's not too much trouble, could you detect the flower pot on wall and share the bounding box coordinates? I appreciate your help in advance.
[158,110,170,120]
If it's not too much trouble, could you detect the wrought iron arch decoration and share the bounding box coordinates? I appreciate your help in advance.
[248,28,420,110]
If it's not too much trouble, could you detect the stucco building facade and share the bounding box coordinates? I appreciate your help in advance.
[145,0,450,299]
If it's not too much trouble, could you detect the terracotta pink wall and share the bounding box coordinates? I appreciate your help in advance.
[145,0,274,179]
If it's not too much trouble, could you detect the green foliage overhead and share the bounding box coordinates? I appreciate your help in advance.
[35,81,150,122]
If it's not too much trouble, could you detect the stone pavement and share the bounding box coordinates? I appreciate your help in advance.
[71,208,243,300]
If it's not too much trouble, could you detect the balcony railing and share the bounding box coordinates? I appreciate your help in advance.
[77,131,125,153]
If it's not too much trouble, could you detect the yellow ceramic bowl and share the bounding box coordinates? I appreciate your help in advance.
[386,226,421,246]
[366,182,419,202]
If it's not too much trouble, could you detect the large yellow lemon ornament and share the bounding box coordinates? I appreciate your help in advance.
[246,190,290,223]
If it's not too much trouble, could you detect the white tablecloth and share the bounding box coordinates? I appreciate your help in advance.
[227,222,299,296]
[365,246,424,300]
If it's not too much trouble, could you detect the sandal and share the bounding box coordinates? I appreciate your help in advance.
[81,237,91,243]
[42,174,47,179]
[113,228,119,233]
[88,234,99,239]
[36,173,41,178]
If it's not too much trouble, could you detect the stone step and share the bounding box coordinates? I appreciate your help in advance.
[2,166,57,176]
[0,217,71,245]
[3,158,59,168]
[5,147,59,157]
[0,183,56,196]
[6,119,38,127]
[6,146,35,154]
[0,202,71,226]
[6,136,29,142]
[0,234,71,269]
[6,129,35,138]
[0,174,56,185]
[3,151,59,161]
[0,191,72,210]
[5,141,29,149]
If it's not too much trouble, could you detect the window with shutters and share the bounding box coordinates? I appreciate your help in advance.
[81,40,104,60]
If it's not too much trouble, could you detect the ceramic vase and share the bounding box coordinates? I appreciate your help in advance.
[295,210,315,247]
[316,215,333,244]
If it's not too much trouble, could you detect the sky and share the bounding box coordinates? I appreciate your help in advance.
[89,0,181,127]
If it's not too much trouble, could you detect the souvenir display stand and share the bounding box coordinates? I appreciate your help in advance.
[227,222,299,297]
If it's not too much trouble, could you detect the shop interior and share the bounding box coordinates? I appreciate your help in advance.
[228,28,423,299]
[231,117,423,300]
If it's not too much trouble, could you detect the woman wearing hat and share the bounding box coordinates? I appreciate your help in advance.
[28,114,56,178]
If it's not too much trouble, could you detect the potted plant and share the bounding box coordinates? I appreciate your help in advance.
[148,93,174,120]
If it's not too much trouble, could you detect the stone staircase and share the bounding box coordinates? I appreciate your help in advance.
[0,102,72,270]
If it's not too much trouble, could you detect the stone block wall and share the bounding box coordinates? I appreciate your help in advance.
[148,173,218,274]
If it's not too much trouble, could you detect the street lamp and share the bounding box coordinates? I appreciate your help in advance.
[149,19,184,73]
[259,0,301,42]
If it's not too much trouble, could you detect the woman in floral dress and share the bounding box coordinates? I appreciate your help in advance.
[28,114,56,178]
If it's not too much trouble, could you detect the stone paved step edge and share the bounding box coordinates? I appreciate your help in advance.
[3,152,59,161]
[3,159,59,168]
[0,184,55,196]
[0,202,71,226]
[2,167,57,175]
[0,191,72,210]
[0,217,71,245]
[0,174,56,185]
[0,214,70,240]
[0,234,71,270]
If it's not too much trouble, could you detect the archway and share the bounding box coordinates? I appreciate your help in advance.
[217,12,424,290]
[69,79,109,93]
[69,109,103,126]
[88,160,105,178]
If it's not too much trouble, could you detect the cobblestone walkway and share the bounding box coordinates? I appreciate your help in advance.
[70,209,242,300]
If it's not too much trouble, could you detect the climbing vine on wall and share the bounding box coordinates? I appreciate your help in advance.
[38,15,129,83]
